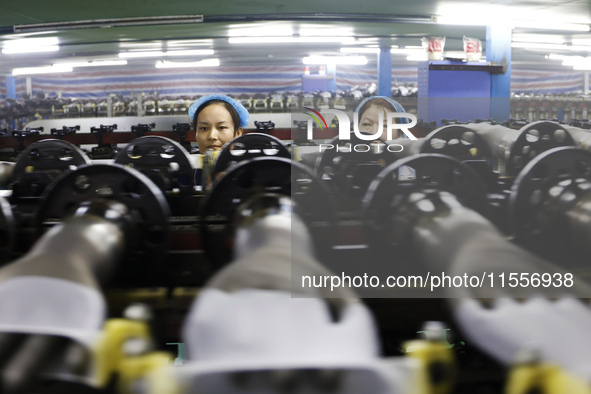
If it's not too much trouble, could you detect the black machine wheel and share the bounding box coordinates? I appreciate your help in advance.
[37,164,171,274]
[114,136,195,195]
[212,133,291,178]
[201,157,334,268]
[362,154,488,252]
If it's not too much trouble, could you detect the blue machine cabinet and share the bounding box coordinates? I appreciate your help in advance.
[418,60,505,125]
[302,75,335,93]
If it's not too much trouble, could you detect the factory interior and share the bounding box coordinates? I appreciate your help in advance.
[0,1,591,393]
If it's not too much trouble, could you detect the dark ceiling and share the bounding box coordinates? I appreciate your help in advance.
[0,0,589,76]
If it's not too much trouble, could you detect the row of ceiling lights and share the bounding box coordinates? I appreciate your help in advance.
[7,46,591,75]
[2,21,591,74]
[1,36,437,75]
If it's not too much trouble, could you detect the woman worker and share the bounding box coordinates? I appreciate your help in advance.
[356,96,409,141]
[189,94,250,186]
[356,96,415,178]
[189,94,249,153]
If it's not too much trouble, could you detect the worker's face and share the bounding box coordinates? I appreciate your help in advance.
[359,104,402,141]
[195,103,242,153]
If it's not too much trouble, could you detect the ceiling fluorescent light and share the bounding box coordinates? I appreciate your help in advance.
[545,54,591,69]
[88,60,128,67]
[162,49,214,56]
[547,54,570,60]
[513,34,566,44]
[3,45,59,54]
[119,51,164,58]
[14,15,204,33]
[565,58,591,66]
[406,54,428,61]
[6,31,60,38]
[512,42,591,51]
[573,38,591,46]
[435,14,590,31]
[119,49,214,58]
[2,37,59,54]
[119,41,163,49]
[302,56,367,65]
[513,20,590,31]
[167,39,214,47]
[304,37,356,44]
[12,65,72,75]
[55,60,128,68]
[229,26,293,37]
[434,14,505,26]
[561,57,589,66]
[155,59,220,68]
[229,37,355,44]
[390,47,424,55]
[340,47,385,54]
[3,37,58,47]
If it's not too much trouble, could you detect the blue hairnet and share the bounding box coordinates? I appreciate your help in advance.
[188,94,250,128]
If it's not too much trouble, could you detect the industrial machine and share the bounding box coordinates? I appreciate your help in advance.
[0,116,590,393]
